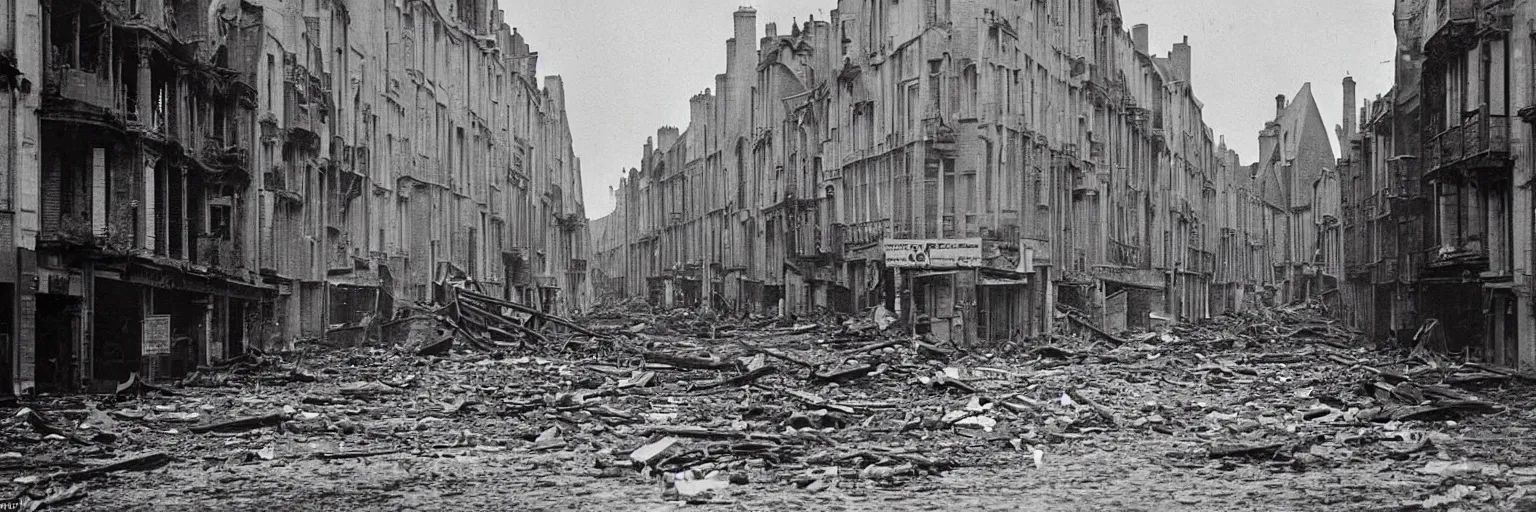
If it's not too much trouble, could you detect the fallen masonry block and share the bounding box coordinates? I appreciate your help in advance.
[1207,442,1287,459]
[630,437,680,465]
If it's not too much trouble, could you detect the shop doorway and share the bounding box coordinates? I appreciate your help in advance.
[34,294,80,394]
[93,278,143,384]
[227,300,246,360]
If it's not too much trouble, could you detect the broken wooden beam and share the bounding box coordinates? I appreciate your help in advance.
[416,335,455,356]
[64,452,172,481]
[1066,389,1119,426]
[22,409,96,446]
[189,413,287,434]
[1208,442,1286,459]
[456,288,607,338]
[458,299,550,345]
[837,339,907,359]
[643,351,735,370]
[814,364,877,384]
[1067,314,1126,345]
[734,340,818,370]
[316,449,404,460]
[638,426,785,442]
[693,366,780,391]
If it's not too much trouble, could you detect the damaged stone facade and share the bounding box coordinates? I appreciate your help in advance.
[591,0,1315,347]
[1339,0,1535,369]
[2,0,591,394]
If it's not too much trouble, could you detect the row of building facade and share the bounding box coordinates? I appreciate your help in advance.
[1,0,592,394]
[591,0,1344,348]
[1337,0,1534,369]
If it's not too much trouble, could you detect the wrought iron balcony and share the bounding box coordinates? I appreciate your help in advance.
[844,219,891,246]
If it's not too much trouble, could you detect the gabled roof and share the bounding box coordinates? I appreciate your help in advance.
[1276,84,1336,207]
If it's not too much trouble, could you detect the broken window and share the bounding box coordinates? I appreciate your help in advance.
[48,1,107,74]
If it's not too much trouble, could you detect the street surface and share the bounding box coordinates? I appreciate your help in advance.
[3,304,1534,511]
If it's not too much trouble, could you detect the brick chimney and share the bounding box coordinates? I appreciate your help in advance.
[1276,94,1287,120]
[1171,36,1191,82]
[1342,76,1357,138]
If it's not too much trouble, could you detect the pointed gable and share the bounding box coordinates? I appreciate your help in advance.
[1276,84,1337,208]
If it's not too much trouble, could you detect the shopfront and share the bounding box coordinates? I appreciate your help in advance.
[888,238,1041,348]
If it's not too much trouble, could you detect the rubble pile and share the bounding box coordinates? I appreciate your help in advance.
[2,300,1535,510]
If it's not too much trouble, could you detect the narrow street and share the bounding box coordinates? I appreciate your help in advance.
[4,303,1534,511]
[6,1,1536,510]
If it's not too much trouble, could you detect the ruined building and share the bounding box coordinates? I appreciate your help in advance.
[592,0,1301,347]
[1339,0,1534,369]
[1,0,591,394]
[1255,84,1342,304]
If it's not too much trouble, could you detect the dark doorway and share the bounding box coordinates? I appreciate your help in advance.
[0,283,14,396]
[93,278,143,384]
[34,294,79,394]
[227,299,246,360]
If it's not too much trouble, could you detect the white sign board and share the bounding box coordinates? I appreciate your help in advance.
[142,315,172,356]
[884,238,984,269]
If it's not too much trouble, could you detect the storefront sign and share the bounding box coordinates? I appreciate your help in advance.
[142,315,172,356]
[884,239,984,269]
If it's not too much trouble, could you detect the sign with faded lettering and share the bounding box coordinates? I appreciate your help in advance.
[884,239,984,269]
[142,315,172,356]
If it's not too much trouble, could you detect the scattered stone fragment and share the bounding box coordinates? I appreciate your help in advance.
[631,437,680,465]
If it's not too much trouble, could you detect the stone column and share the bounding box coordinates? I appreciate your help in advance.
[136,45,153,126]
[1512,15,1536,370]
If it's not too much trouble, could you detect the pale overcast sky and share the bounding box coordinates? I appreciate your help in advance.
[499,1,1397,218]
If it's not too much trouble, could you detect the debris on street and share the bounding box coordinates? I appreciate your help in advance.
[2,299,1535,510]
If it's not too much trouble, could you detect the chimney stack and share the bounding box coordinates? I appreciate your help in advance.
[1171,36,1191,81]
[1342,76,1358,138]
[1132,24,1149,54]
[1276,94,1287,120]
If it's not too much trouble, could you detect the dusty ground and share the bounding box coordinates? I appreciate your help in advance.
[4,306,1535,511]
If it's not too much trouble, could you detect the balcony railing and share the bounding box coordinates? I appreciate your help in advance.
[1427,0,1477,50]
[845,219,891,246]
[1427,114,1509,174]
[50,66,115,110]
[983,223,1021,243]
[1109,239,1143,267]
[1438,0,1476,26]
[197,236,238,269]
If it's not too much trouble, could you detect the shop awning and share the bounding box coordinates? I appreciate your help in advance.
[327,270,382,288]
[913,271,960,279]
[106,261,275,301]
[980,276,1029,286]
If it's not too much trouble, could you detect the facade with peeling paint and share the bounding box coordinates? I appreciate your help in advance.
[591,0,1289,347]
[2,0,591,395]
